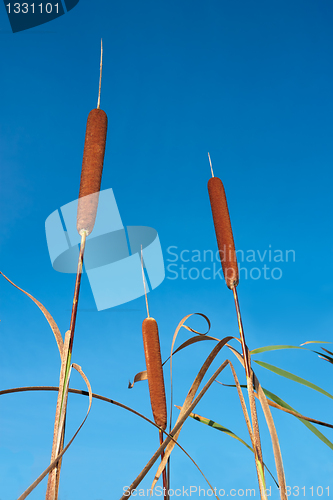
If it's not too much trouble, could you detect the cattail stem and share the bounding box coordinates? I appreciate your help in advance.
[47,44,106,499]
[232,288,266,499]
[159,430,168,499]
[206,156,267,499]
[231,286,251,379]
[68,230,87,352]
[45,231,87,499]
[59,230,87,427]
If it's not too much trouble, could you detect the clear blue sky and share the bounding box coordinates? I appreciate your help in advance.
[0,1,332,498]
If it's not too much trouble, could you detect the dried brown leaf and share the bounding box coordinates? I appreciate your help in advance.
[151,335,234,492]
[128,370,148,388]
[253,374,287,500]
[0,271,63,358]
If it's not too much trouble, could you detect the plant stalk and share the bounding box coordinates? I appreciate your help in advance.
[45,231,87,500]
[231,286,267,500]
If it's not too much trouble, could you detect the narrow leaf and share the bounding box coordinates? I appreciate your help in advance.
[177,405,279,488]
[253,375,287,500]
[300,341,332,346]
[0,271,63,358]
[313,351,333,363]
[262,389,333,451]
[128,371,148,388]
[254,360,333,400]
[321,347,333,356]
[250,345,308,355]
[174,405,253,451]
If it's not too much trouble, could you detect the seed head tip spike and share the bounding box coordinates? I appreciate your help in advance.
[141,245,150,318]
[97,39,103,109]
[208,152,214,177]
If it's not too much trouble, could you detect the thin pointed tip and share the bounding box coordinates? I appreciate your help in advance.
[97,40,103,109]
[140,246,150,318]
[208,152,214,177]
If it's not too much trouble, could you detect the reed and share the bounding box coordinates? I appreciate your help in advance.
[45,41,108,500]
[140,248,168,497]
[207,153,267,499]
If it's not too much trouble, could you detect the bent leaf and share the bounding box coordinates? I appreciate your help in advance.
[128,371,148,388]
[313,351,333,364]
[250,345,309,355]
[300,341,332,346]
[254,360,333,400]
[174,405,252,451]
[321,347,333,356]
[262,389,333,451]
[0,271,63,358]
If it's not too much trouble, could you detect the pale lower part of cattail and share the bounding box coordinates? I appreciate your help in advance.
[208,176,239,289]
[77,108,108,236]
[142,317,167,430]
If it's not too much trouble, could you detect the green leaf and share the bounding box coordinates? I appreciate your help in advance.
[181,407,278,486]
[256,459,268,499]
[189,412,253,451]
[262,389,333,451]
[254,360,333,400]
[250,345,308,355]
[251,341,331,355]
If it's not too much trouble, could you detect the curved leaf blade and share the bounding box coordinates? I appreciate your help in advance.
[175,405,253,451]
[250,345,308,355]
[254,360,333,400]
[262,388,333,451]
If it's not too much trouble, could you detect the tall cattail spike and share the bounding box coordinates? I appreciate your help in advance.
[141,245,150,318]
[97,39,103,109]
[208,177,239,289]
[208,152,214,178]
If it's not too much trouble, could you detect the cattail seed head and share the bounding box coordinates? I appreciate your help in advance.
[77,108,108,236]
[208,176,239,289]
[142,317,167,430]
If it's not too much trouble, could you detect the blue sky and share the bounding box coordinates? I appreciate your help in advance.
[0,0,332,498]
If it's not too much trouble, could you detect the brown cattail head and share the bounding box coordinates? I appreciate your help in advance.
[142,317,167,430]
[77,108,108,236]
[208,176,239,289]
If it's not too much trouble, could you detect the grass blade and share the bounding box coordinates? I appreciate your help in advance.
[174,405,252,450]
[262,389,333,451]
[168,313,216,444]
[313,351,333,364]
[300,341,332,346]
[254,361,333,400]
[0,271,63,357]
[321,347,333,356]
[46,330,71,498]
[215,382,333,429]
[251,342,331,356]
[128,370,148,388]
[175,405,279,487]
[251,345,309,355]
[253,374,287,500]
[152,336,234,493]
[223,346,287,499]
[0,385,219,496]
